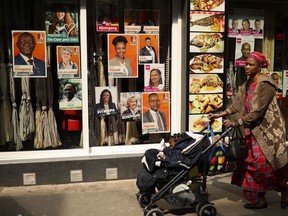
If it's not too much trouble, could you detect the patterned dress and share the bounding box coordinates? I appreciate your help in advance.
[231,81,288,203]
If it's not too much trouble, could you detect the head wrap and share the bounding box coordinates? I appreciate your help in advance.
[247,51,269,68]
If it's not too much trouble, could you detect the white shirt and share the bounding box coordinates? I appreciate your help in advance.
[119,61,129,75]
[146,46,156,63]
[149,109,164,130]
[20,53,35,67]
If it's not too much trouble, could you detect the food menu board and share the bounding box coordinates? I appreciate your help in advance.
[190,11,225,32]
[188,0,225,133]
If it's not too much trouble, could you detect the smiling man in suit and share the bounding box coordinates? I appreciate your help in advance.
[14,32,46,77]
[143,93,166,131]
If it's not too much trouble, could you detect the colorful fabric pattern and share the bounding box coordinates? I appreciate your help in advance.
[231,82,288,203]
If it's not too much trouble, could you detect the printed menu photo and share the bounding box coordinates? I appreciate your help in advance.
[189,53,224,73]
[189,33,224,53]
[190,11,225,32]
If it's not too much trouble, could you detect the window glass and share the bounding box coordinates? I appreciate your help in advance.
[87,0,173,146]
[0,0,82,151]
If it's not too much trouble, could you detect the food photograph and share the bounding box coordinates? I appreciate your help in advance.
[189,53,223,73]
[189,33,224,53]
[189,74,223,93]
[190,11,225,32]
[189,114,222,133]
[190,0,225,12]
[189,94,223,114]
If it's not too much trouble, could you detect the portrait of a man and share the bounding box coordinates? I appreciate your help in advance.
[59,79,82,110]
[139,37,158,64]
[142,93,167,132]
[13,31,46,77]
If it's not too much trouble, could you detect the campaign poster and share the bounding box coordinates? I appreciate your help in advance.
[120,92,141,121]
[95,86,118,117]
[57,46,80,78]
[283,70,288,98]
[234,36,254,67]
[138,34,159,65]
[142,92,170,134]
[96,0,119,32]
[107,34,138,78]
[144,63,165,92]
[267,71,283,99]
[189,53,224,74]
[190,0,225,12]
[124,9,159,34]
[59,78,82,110]
[189,33,224,53]
[45,3,79,43]
[190,11,225,33]
[228,9,264,38]
[12,30,47,78]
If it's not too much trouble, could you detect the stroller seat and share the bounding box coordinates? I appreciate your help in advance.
[136,126,228,216]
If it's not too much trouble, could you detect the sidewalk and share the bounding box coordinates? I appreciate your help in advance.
[0,173,287,216]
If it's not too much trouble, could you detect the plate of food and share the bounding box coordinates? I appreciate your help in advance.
[189,114,222,133]
[189,94,223,114]
[190,33,224,53]
[189,54,223,73]
[190,0,225,11]
[189,74,223,93]
[190,11,225,32]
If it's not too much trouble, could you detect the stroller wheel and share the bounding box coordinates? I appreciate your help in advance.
[199,204,217,216]
[138,193,151,208]
[145,208,164,216]
[196,201,208,215]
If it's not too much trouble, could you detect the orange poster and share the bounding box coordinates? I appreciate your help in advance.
[108,34,138,78]
[142,92,170,134]
[12,30,47,78]
[56,45,81,78]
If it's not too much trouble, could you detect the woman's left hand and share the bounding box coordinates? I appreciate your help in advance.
[223,119,236,127]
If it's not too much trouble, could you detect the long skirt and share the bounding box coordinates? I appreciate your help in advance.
[231,134,288,203]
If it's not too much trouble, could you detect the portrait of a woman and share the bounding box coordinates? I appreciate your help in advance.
[109,35,133,77]
[122,95,141,121]
[96,89,118,145]
[148,68,164,91]
[58,47,78,70]
[49,7,77,37]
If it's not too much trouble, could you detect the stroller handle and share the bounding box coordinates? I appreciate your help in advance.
[202,126,233,154]
[199,119,215,133]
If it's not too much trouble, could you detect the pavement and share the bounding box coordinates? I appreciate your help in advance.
[0,172,287,216]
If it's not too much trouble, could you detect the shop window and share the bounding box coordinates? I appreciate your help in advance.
[0,0,174,151]
[0,0,82,151]
[86,0,173,146]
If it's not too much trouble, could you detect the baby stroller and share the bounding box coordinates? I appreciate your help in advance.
[136,123,232,216]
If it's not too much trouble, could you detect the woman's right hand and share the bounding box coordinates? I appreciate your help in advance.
[208,113,220,120]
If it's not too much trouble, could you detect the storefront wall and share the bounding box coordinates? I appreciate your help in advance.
[1,0,288,186]
[0,0,187,186]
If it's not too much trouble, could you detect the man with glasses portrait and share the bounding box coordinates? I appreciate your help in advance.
[14,32,46,77]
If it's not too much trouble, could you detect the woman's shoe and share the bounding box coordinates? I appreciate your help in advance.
[244,202,268,209]
[281,201,288,209]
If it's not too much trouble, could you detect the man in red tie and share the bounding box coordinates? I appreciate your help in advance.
[14,32,46,77]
